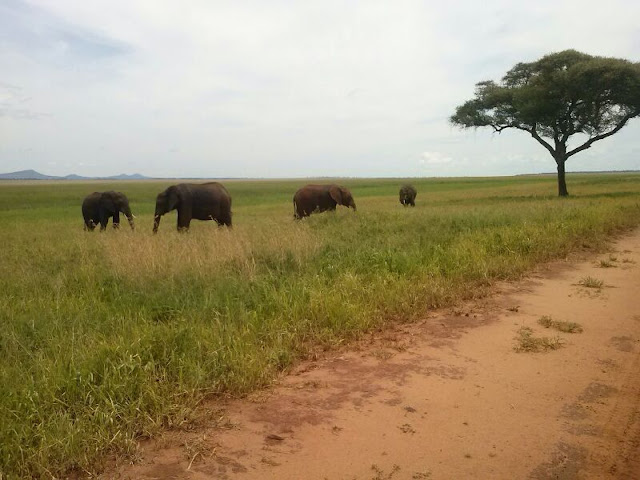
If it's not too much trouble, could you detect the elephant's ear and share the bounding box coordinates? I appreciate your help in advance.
[112,192,126,211]
[116,193,132,214]
[101,192,116,213]
[167,186,180,210]
[329,185,343,205]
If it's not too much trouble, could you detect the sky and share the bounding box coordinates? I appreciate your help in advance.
[1,0,639,179]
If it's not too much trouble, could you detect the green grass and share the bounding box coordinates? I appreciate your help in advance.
[1,173,640,478]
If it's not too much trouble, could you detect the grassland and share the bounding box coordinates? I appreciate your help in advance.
[1,174,640,478]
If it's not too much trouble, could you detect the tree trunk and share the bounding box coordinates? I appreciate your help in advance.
[556,156,569,197]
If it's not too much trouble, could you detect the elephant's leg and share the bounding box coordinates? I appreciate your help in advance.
[218,211,232,227]
[112,212,121,229]
[176,213,190,232]
[98,210,109,231]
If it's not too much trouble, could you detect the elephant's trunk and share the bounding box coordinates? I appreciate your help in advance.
[152,214,161,234]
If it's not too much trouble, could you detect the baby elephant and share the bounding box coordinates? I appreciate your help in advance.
[399,185,417,207]
[82,191,135,231]
[293,184,356,219]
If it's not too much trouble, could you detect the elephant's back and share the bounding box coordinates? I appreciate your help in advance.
[400,185,417,196]
[198,182,231,200]
[294,184,333,198]
[82,192,102,207]
[190,183,232,208]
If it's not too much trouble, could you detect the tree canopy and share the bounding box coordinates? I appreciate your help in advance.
[451,50,640,196]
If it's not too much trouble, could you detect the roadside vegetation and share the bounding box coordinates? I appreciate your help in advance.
[537,316,584,334]
[578,276,605,289]
[514,326,564,353]
[1,174,640,478]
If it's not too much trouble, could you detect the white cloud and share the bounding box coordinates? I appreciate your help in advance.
[420,152,453,165]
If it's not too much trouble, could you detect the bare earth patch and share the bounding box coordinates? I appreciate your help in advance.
[103,231,640,480]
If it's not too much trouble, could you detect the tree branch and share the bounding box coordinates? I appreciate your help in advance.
[491,124,511,133]
[553,125,561,148]
[560,99,577,143]
[528,125,556,157]
[567,111,639,158]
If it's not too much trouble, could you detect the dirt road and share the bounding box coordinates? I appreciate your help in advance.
[108,231,640,479]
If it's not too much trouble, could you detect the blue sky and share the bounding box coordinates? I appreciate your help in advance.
[1,0,639,178]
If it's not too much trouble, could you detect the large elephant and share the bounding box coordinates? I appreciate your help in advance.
[399,184,417,207]
[82,191,135,231]
[153,182,232,232]
[293,184,357,219]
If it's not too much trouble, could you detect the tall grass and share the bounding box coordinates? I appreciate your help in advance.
[1,174,640,478]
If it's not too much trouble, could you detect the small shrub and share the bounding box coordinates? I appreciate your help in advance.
[578,276,604,289]
[514,327,564,352]
[537,316,583,333]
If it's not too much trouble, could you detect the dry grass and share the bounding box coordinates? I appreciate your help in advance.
[102,220,319,282]
[537,316,583,333]
[578,276,605,289]
[598,259,616,268]
[514,327,564,352]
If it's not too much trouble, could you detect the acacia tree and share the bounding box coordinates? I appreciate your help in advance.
[451,50,640,196]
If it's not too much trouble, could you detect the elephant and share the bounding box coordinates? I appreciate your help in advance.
[293,184,357,219]
[399,184,417,207]
[153,182,232,232]
[82,191,135,231]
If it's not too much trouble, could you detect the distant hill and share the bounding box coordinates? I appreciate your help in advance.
[108,173,148,180]
[63,174,91,180]
[0,169,56,180]
[0,170,150,180]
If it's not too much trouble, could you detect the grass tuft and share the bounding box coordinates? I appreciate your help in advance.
[537,316,583,333]
[598,259,616,268]
[514,327,564,352]
[578,276,605,288]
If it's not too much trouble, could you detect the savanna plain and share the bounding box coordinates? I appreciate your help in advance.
[2,174,640,479]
